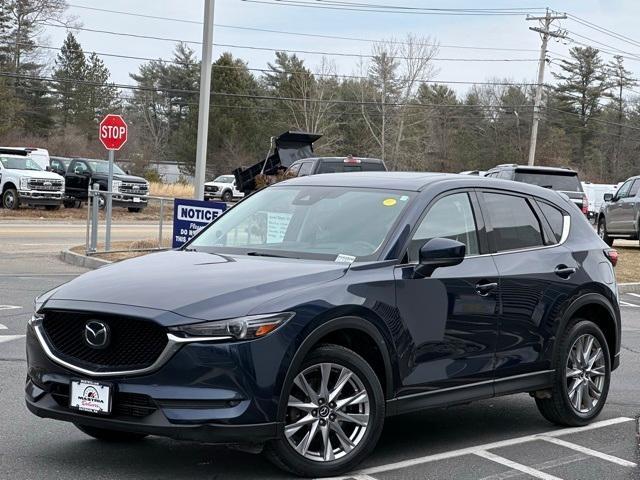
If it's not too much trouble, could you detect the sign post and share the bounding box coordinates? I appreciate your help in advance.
[99,114,128,251]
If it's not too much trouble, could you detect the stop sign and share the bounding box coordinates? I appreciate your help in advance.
[99,114,128,151]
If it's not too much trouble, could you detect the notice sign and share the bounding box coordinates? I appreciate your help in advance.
[266,212,292,244]
[172,198,227,248]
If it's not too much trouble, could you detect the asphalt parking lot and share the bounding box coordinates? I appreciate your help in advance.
[1,239,639,479]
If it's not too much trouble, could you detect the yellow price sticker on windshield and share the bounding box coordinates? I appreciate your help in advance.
[383,198,397,207]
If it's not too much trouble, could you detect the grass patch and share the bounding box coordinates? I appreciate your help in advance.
[614,246,640,283]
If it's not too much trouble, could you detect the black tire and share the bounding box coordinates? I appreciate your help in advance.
[221,190,233,203]
[264,345,385,478]
[535,319,611,427]
[97,194,106,210]
[63,199,76,209]
[45,205,61,211]
[128,207,143,213]
[597,217,614,247]
[2,188,20,210]
[74,424,148,442]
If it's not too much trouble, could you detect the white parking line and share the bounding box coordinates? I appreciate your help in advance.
[332,417,634,479]
[0,335,25,344]
[619,301,639,308]
[0,323,7,330]
[627,293,640,299]
[474,450,563,480]
[0,305,21,311]
[540,436,637,468]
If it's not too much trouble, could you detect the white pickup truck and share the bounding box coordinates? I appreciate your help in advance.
[0,148,65,210]
[204,174,245,203]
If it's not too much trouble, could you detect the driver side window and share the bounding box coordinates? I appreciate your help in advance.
[408,193,479,262]
[72,161,88,174]
[616,180,633,199]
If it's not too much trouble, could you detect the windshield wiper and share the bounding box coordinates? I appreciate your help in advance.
[247,251,295,259]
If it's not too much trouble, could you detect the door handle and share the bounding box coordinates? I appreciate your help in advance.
[475,281,498,296]
[554,265,577,279]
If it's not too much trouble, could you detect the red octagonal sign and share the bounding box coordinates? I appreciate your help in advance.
[99,114,128,151]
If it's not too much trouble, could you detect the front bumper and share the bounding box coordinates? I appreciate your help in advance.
[204,192,220,200]
[25,317,291,444]
[112,194,148,208]
[25,379,280,443]
[18,190,64,205]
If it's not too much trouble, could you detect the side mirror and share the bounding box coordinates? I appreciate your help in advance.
[125,170,131,175]
[604,193,614,202]
[415,238,466,278]
[45,165,51,171]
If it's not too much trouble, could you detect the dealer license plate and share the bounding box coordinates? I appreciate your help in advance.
[69,380,112,414]
[133,197,141,203]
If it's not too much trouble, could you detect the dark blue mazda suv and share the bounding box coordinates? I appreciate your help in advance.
[26,172,621,477]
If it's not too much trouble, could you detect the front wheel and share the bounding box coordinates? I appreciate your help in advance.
[598,217,614,246]
[535,319,611,427]
[221,190,233,203]
[128,207,143,213]
[265,345,385,478]
[45,205,61,211]
[2,188,20,210]
[75,424,148,442]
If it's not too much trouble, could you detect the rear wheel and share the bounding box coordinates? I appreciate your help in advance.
[597,217,614,246]
[535,319,611,427]
[75,424,148,442]
[265,345,384,477]
[2,188,19,210]
[128,207,143,213]
[45,205,61,211]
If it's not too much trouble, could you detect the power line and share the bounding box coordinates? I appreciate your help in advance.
[563,29,640,61]
[567,14,640,50]
[0,71,537,110]
[27,43,538,88]
[42,23,539,62]
[66,3,539,53]
[240,0,545,16]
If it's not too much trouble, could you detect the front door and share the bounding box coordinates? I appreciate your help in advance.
[607,179,634,233]
[393,191,499,398]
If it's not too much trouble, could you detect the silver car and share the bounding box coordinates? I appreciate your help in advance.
[597,175,640,246]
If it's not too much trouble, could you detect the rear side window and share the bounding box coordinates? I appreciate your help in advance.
[483,193,544,252]
[514,170,581,192]
[537,201,565,243]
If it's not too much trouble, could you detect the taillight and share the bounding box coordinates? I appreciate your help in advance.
[605,249,618,267]
[582,194,589,215]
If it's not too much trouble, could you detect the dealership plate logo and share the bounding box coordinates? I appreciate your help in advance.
[84,320,110,349]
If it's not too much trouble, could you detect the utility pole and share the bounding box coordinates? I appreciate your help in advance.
[194,0,216,200]
[527,8,566,166]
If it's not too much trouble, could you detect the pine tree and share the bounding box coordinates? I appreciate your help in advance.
[53,32,86,127]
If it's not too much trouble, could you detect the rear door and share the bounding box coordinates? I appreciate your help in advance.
[479,190,578,388]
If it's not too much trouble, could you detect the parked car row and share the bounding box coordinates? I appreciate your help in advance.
[0,148,149,212]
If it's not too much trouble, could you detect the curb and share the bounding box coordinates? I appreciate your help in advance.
[619,282,640,294]
[59,249,112,270]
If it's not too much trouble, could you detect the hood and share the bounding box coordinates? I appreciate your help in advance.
[10,169,64,180]
[46,250,347,321]
[205,181,233,188]
[112,173,147,183]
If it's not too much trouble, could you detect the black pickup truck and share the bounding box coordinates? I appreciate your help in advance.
[63,158,149,212]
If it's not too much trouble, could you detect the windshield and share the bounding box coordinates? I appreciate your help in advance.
[515,171,581,191]
[88,161,125,175]
[214,175,234,183]
[190,186,413,260]
[0,156,42,171]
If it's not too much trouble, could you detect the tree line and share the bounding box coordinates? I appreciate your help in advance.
[0,0,639,183]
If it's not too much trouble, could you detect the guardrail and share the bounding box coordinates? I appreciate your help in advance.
[85,184,170,256]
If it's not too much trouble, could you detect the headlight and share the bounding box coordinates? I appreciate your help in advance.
[20,177,31,190]
[168,312,295,341]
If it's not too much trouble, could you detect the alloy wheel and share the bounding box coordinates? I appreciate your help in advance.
[566,334,606,414]
[4,191,15,209]
[598,222,606,239]
[285,362,370,462]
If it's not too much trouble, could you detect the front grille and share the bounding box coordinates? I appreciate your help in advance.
[205,185,218,192]
[29,178,63,191]
[50,383,157,418]
[120,182,148,195]
[42,311,168,372]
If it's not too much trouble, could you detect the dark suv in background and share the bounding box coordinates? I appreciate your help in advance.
[598,175,640,246]
[27,173,619,477]
[285,156,386,177]
[485,164,588,216]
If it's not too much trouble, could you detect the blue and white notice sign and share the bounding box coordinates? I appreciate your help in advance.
[172,198,226,248]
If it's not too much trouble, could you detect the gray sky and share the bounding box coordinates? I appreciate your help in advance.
[43,0,640,96]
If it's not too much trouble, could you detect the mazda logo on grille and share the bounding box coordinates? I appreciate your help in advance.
[84,320,110,349]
